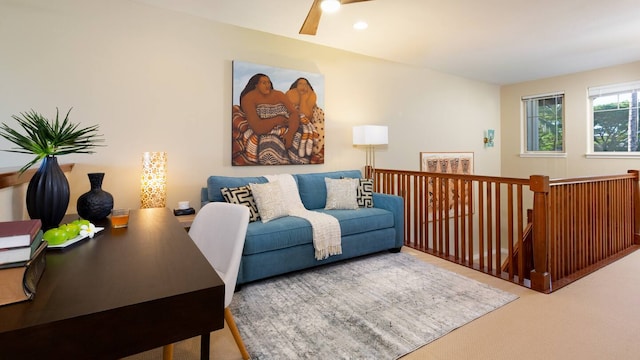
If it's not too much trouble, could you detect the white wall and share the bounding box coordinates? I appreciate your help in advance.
[0,0,500,221]
[501,61,640,179]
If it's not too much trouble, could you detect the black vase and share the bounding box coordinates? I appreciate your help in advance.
[26,156,70,231]
[77,173,114,221]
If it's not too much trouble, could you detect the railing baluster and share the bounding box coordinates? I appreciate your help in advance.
[517,186,524,284]
[453,178,460,260]
[495,182,501,275]
[478,180,485,270]
[460,178,467,263]
[486,181,493,272]
[467,181,474,267]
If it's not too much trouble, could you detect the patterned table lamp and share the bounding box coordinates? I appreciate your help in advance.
[140,151,167,208]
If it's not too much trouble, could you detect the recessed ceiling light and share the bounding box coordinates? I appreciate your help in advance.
[353,21,368,30]
[320,0,341,13]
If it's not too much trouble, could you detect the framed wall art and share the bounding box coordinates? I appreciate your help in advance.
[420,152,474,174]
[420,152,474,219]
[232,60,325,166]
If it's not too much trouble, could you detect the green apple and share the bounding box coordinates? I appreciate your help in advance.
[72,219,91,227]
[61,223,80,239]
[43,228,68,245]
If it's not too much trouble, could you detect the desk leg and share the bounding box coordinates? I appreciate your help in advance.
[200,333,210,360]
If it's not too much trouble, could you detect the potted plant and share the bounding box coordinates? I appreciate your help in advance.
[0,108,104,230]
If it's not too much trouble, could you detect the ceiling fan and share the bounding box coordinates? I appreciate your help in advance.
[299,0,373,36]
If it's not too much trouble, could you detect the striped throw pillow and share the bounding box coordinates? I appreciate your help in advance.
[220,185,261,222]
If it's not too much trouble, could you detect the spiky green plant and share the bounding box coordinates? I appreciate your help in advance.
[0,108,104,173]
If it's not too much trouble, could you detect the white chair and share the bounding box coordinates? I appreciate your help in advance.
[164,202,251,360]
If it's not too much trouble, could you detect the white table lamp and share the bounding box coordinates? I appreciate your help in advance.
[353,125,388,176]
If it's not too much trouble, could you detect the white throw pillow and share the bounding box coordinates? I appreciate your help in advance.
[325,178,359,210]
[250,181,288,223]
[265,174,305,211]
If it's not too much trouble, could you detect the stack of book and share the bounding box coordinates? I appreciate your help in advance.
[0,219,48,307]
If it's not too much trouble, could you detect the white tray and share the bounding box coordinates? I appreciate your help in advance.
[48,227,104,249]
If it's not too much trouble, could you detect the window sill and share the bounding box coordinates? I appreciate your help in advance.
[586,153,640,159]
[519,152,567,158]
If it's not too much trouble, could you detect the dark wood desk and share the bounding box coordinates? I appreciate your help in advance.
[0,208,224,360]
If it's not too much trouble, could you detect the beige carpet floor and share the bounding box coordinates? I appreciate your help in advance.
[125,247,640,360]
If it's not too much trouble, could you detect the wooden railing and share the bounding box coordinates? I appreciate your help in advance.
[371,168,640,293]
[531,171,640,292]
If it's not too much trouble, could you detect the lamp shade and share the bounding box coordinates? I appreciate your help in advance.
[353,125,388,145]
[140,151,167,208]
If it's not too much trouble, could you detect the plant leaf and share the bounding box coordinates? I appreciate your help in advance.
[0,108,105,173]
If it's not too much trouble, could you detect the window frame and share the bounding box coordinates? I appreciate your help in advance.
[587,81,640,159]
[520,92,566,157]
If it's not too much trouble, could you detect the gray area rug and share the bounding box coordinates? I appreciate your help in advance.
[229,252,518,359]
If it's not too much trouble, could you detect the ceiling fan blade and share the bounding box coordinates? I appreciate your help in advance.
[340,0,373,4]
[300,0,323,35]
[299,0,373,36]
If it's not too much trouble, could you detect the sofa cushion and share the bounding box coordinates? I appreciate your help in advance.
[207,175,267,203]
[243,216,315,255]
[295,170,362,210]
[242,207,395,255]
[324,178,359,210]
[220,185,260,222]
[317,208,395,237]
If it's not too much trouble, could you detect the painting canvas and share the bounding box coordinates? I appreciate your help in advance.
[420,152,474,218]
[232,61,325,166]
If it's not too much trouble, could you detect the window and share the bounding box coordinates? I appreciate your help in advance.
[589,81,640,153]
[522,93,564,152]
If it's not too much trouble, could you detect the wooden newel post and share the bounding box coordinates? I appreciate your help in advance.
[628,170,640,244]
[530,175,551,293]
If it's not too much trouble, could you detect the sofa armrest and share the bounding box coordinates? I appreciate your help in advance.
[372,192,404,248]
[201,187,209,208]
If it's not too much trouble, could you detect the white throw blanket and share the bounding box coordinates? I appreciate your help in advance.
[264,174,342,260]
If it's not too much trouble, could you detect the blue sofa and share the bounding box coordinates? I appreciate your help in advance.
[201,170,404,285]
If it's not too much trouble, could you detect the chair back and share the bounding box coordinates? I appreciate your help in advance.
[188,202,250,307]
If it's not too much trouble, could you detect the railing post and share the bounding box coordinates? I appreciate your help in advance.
[530,175,551,293]
[628,170,640,244]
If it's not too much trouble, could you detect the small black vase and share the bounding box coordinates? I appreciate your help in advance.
[77,173,114,221]
[26,156,70,231]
